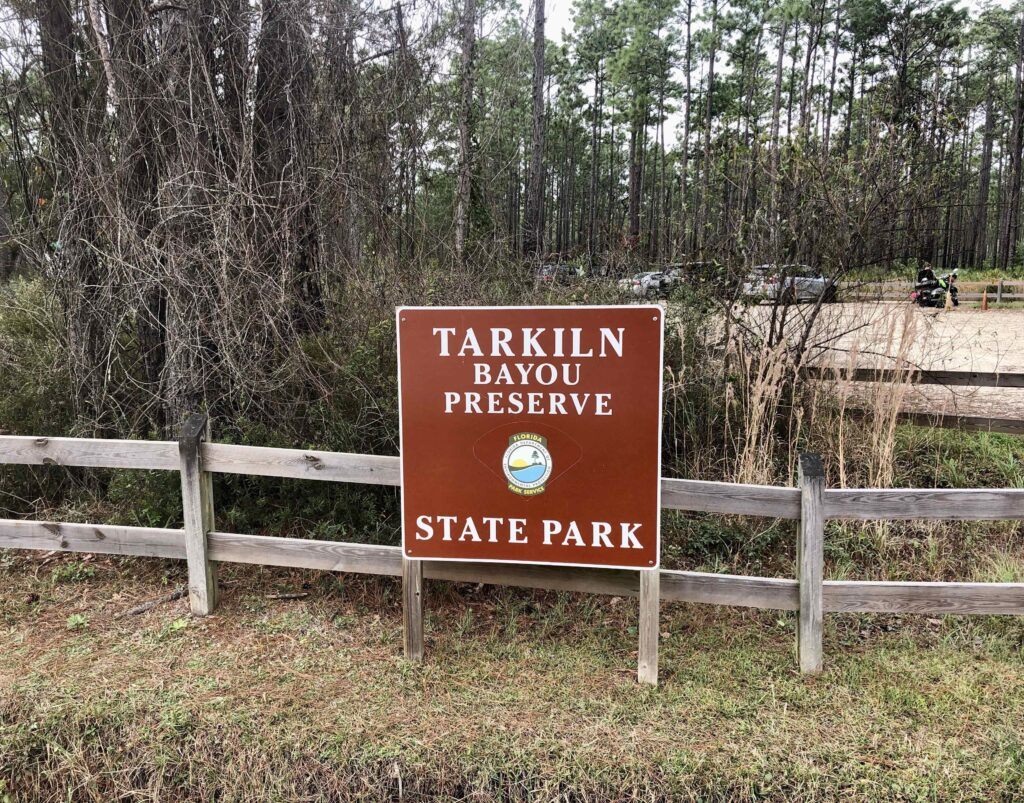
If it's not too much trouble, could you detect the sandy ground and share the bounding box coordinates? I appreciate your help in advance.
[743,302,1024,420]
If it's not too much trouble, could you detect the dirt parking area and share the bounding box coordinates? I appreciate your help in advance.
[742,302,1024,420]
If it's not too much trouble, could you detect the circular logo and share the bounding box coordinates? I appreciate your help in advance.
[502,434,552,495]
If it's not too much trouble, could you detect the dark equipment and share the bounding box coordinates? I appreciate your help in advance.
[911,267,959,308]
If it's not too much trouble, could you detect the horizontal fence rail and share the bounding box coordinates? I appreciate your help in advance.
[838,279,1024,302]
[5,436,1020,521]
[844,409,1024,437]
[824,488,1024,520]
[803,367,1024,436]
[202,442,402,486]
[800,366,1024,389]
[0,436,178,470]
[2,429,1023,676]
[3,518,1021,617]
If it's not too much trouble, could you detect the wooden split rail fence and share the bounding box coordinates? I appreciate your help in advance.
[2,416,1023,685]
[840,279,1024,302]
[800,367,1024,437]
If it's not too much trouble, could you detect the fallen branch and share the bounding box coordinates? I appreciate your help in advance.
[117,586,187,618]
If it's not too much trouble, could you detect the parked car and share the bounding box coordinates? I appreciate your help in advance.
[535,263,579,286]
[661,266,686,288]
[742,264,837,303]
[618,271,665,299]
[664,261,718,279]
[661,261,730,294]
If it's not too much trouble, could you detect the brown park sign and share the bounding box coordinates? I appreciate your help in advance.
[397,305,664,570]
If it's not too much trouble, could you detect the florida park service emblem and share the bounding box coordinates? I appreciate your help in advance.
[502,433,552,496]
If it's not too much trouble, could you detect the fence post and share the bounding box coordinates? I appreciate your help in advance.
[179,413,217,616]
[638,568,660,685]
[402,556,424,662]
[797,452,825,674]
[997,279,1004,304]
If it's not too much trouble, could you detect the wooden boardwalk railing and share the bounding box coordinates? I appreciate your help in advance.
[2,424,1023,679]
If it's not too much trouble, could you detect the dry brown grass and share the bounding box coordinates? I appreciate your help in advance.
[820,303,921,488]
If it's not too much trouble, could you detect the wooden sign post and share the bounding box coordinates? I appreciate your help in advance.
[397,306,664,681]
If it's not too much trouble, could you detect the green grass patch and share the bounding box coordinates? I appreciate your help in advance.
[2,560,1024,800]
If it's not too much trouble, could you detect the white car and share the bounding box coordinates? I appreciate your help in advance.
[742,264,837,303]
[618,271,665,299]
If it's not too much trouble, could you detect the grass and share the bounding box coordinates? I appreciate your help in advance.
[2,556,1024,801]
[949,268,1024,282]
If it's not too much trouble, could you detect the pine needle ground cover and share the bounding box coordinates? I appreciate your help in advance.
[2,558,1023,801]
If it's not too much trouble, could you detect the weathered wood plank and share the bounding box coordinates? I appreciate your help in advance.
[4,516,1022,619]
[208,532,401,575]
[824,488,1024,520]
[202,443,401,486]
[26,434,1004,526]
[661,478,801,519]
[797,454,825,674]
[403,558,424,662]
[844,409,1024,437]
[839,280,1020,292]
[824,580,1024,615]
[660,571,799,610]
[201,443,800,521]
[428,560,639,596]
[209,531,639,593]
[893,412,1024,436]
[842,290,1024,300]
[638,569,659,685]
[0,519,184,558]
[7,494,1022,623]
[0,436,178,470]
[179,414,217,615]
[207,531,799,608]
[800,366,1024,388]
[837,280,1023,301]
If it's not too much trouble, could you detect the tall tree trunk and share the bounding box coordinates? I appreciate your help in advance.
[254,0,322,332]
[844,45,857,157]
[38,0,110,432]
[607,124,616,253]
[656,88,666,262]
[1000,15,1024,270]
[799,0,825,142]
[822,2,841,155]
[324,0,361,273]
[395,2,419,261]
[699,0,719,254]
[523,0,545,257]
[454,0,477,268]
[678,0,693,256]
[768,16,788,253]
[107,0,167,433]
[586,68,603,266]
[970,88,995,267]
[627,117,642,246]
